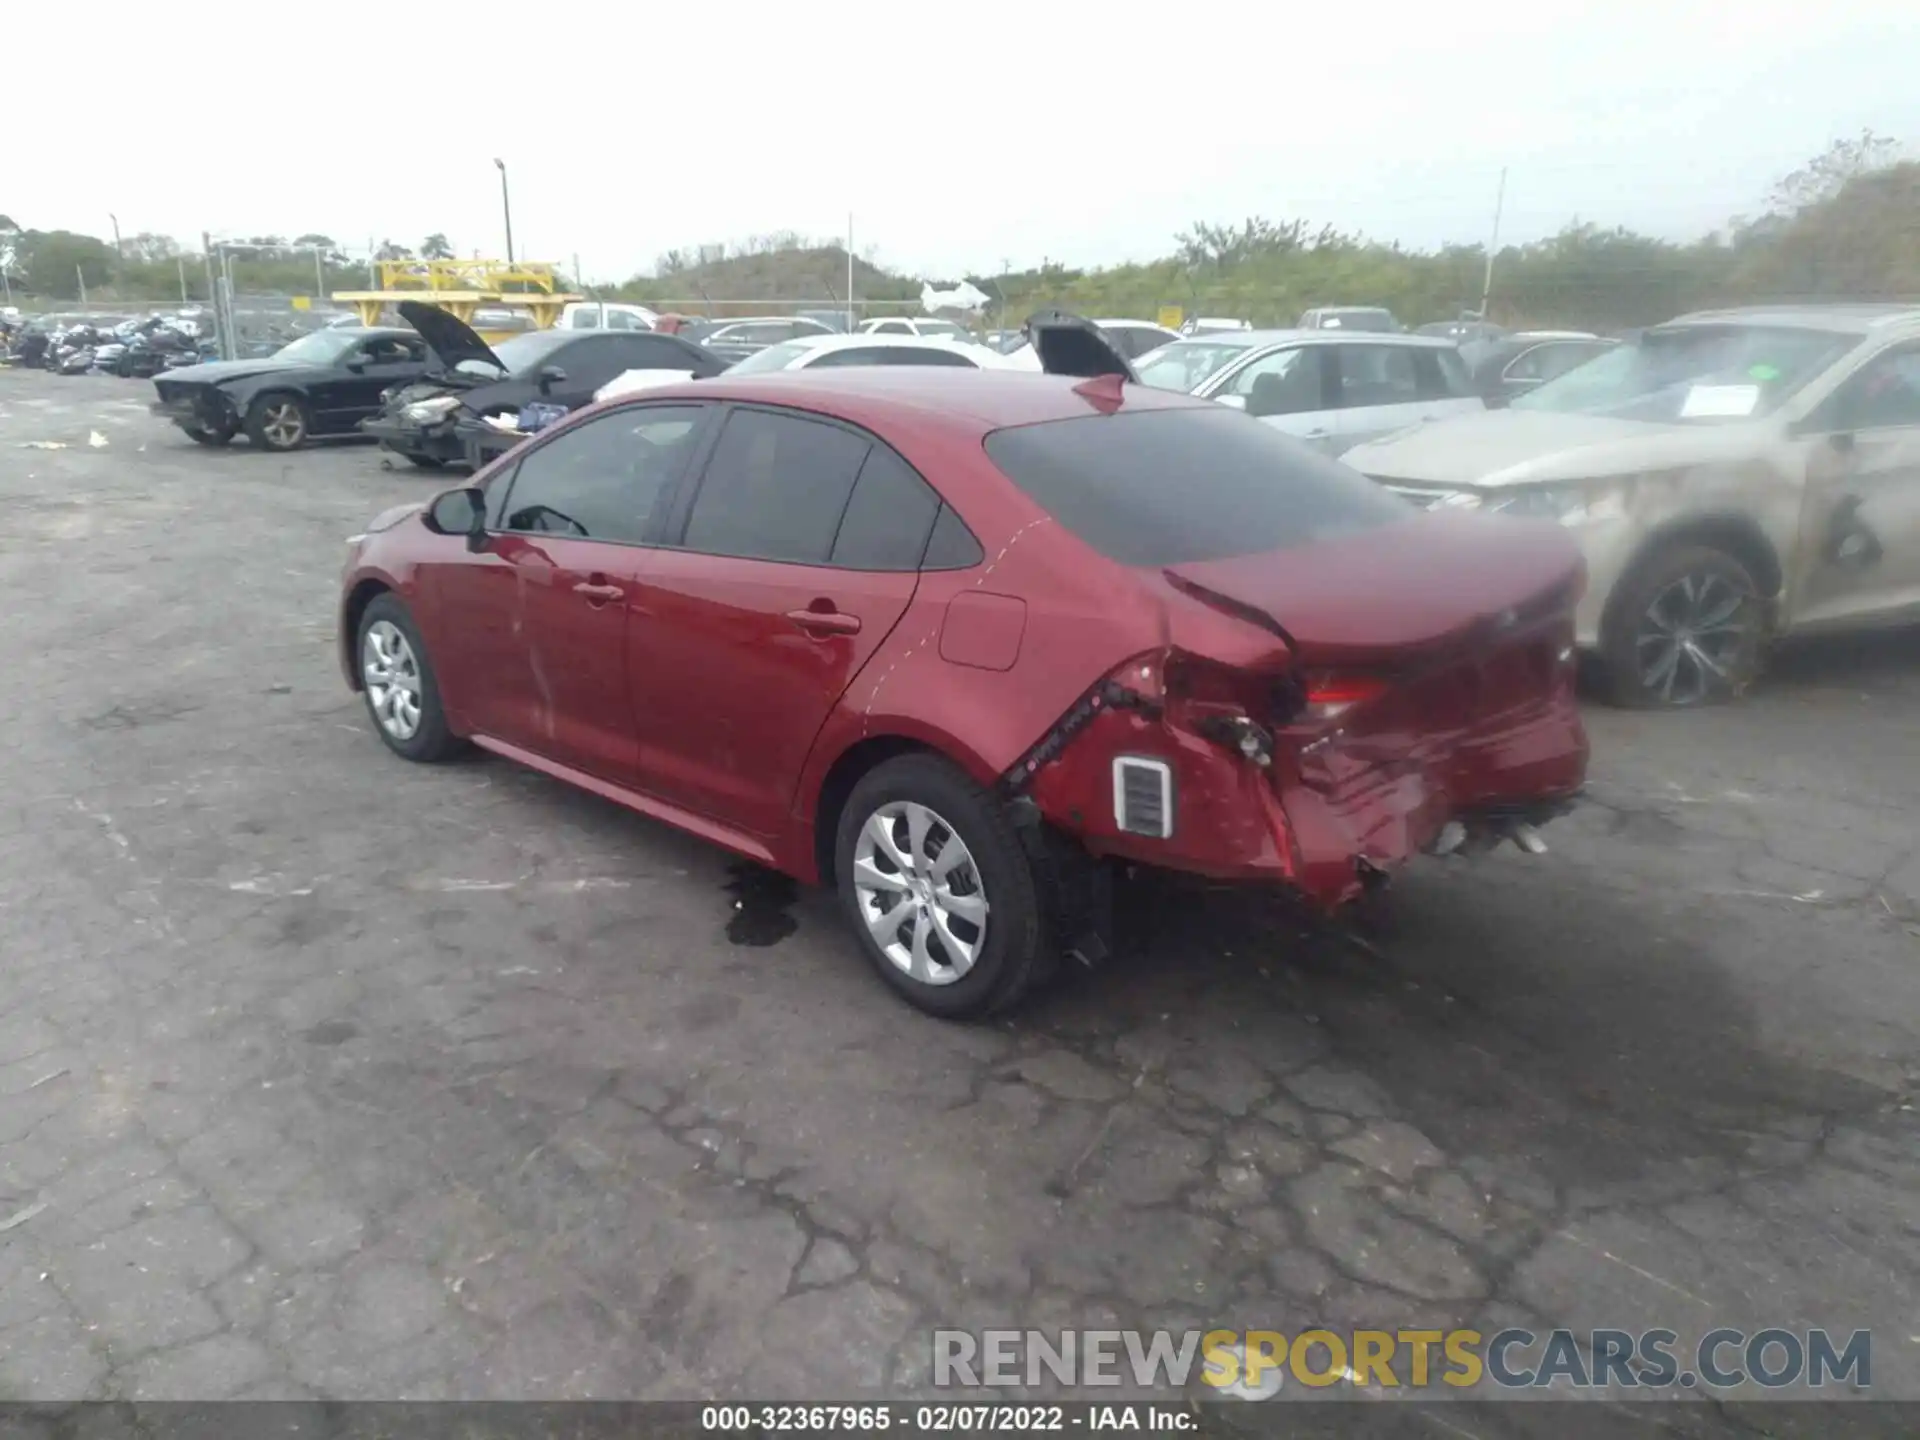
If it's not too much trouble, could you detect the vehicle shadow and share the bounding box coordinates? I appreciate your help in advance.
[1020,855,1891,1195]
[1761,621,1920,694]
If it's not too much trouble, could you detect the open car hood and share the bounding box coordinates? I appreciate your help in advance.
[1025,309,1137,382]
[398,301,504,374]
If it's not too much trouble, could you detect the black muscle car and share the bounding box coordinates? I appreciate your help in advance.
[149,328,432,450]
[362,302,727,469]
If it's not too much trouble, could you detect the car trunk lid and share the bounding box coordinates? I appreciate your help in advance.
[1156,511,1588,888]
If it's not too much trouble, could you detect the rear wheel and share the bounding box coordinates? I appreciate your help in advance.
[1600,543,1764,708]
[245,392,311,451]
[834,755,1046,1020]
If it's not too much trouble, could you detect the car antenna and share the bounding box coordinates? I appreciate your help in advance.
[1072,373,1127,414]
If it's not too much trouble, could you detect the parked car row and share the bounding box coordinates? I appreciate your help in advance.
[151,296,1916,723]
[115,293,1914,1019]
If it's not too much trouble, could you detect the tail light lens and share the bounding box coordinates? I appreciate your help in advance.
[1300,672,1388,722]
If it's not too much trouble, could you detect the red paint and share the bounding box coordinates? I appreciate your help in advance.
[343,368,1588,903]
[937,592,1027,671]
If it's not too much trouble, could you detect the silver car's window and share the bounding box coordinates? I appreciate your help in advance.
[1135,341,1251,393]
[1826,347,1920,431]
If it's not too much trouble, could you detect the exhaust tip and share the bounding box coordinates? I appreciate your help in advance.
[1428,821,1466,857]
[1511,823,1549,855]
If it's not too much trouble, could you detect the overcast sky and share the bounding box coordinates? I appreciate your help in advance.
[9,0,1916,282]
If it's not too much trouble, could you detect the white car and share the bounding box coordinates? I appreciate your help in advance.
[1001,318,1182,371]
[722,332,1014,373]
[556,301,660,332]
[1130,329,1485,456]
[857,316,975,341]
[593,332,1011,402]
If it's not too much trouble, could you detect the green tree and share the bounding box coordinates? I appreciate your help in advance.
[420,233,454,260]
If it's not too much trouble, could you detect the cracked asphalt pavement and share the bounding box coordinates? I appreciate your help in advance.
[1,370,1917,1429]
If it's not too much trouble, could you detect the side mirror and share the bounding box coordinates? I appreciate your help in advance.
[537,364,567,393]
[424,487,488,551]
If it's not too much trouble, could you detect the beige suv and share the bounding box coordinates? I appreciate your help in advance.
[1343,305,1920,707]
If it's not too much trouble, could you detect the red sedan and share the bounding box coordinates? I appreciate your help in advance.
[339,363,1588,1018]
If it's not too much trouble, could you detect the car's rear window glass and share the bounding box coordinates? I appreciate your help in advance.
[983,406,1409,566]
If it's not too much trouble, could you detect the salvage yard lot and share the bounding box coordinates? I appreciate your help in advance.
[2,368,1918,1423]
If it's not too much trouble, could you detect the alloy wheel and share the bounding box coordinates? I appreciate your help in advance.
[1634,571,1749,705]
[262,401,305,448]
[362,620,423,740]
[851,801,990,986]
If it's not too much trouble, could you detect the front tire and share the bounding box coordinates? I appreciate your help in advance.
[183,422,236,447]
[1599,543,1764,708]
[834,755,1046,1019]
[356,594,464,762]
[245,392,311,451]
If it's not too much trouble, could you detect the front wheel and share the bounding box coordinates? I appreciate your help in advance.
[833,755,1046,1019]
[183,422,235,447]
[356,594,465,762]
[245,392,311,451]
[1599,543,1765,708]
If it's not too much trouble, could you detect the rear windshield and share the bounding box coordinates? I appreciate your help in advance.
[983,406,1410,566]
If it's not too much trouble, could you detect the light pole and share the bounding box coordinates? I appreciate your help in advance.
[493,158,515,265]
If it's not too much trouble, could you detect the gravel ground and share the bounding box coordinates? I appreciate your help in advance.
[1,369,1917,1433]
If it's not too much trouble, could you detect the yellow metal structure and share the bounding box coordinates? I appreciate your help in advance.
[333,259,581,342]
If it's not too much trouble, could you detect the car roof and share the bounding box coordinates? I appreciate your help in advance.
[1664,303,1920,335]
[639,367,1212,431]
[787,333,989,353]
[1158,328,1457,351]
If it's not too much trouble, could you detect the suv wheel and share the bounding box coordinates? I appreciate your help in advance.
[834,755,1045,1019]
[1601,543,1764,707]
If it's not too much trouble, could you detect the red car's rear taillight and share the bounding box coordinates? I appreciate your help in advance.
[1299,672,1389,723]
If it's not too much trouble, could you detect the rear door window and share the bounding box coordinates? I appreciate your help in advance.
[829,446,942,569]
[1334,344,1421,407]
[680,408,871,564]
[983,407,1409,566]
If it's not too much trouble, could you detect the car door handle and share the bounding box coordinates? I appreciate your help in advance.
[573,580,625,603]
[786,607,861,636]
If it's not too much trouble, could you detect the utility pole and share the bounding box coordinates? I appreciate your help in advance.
[177,255,188,303]
[1478,166,1508,320]
[846,213,855,330]
[312,246,325,305]
[77,265,88,305]
[201,232,218,329]
[493,159,515,264]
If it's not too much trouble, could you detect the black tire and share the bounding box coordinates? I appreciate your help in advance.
[833,754,1047,1020]
[183,423,235,447]
[354,593,465,763]
[244,391,312,452]
[1599,542,1765,708]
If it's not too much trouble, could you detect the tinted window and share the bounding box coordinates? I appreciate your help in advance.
[805,346,895,369]
[500,406,707,542]
[357,335,423,364]
[605,334,700,372]
[682,409,871,563]
[1413,347,1472,398]
[1335,345,1420,407]
[885,347,977,368]
[1828,346,1920,430]
[922,504,984,569]
[830,446,942,569]
[984,407,1408,566]
[868,321,912,335]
